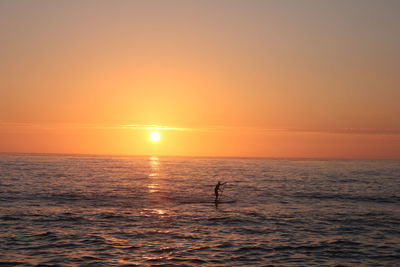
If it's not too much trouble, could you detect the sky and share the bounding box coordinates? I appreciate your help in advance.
[0,0,399,159]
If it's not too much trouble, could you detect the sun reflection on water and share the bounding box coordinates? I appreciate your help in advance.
[147,156,160,193]
[145,157,167,216]
[140,208,167,217]
[149,156,159,177]
[147,183,159,193]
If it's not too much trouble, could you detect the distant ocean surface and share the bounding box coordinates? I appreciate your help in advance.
[1,154,399,266]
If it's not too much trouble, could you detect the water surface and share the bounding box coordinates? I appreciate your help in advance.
[1,154,399,266]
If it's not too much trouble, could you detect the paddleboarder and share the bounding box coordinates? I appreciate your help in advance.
[214,181,226,202]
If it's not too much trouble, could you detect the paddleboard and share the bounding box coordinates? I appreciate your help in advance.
[180,200,237,204]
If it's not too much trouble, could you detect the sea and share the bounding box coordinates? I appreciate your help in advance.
[0,154,399,266]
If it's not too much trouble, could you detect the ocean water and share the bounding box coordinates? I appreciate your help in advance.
[0,154,399,266]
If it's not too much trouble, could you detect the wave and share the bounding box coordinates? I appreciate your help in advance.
[295,193,400,204]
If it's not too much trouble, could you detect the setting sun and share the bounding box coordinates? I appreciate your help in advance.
[149,131,161,142]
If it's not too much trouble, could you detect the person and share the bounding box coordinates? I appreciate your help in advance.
[214,181,226,202]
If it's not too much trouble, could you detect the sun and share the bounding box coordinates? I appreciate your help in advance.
[149,131,161,142]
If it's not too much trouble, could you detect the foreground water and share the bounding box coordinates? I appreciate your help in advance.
[0,154,399,266]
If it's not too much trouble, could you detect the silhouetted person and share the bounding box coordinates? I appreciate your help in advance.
[214,181,226,202]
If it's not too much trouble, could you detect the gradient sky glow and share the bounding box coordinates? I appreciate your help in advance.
[1,0,399,159]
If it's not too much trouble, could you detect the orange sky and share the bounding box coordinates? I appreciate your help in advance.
[0,1,399,159]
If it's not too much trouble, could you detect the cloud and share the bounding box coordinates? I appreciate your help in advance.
[0,122,41,128]
[271,128,400,135]
[118,124,194,131]
[1,122,399,136]
[119,125,400,136]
